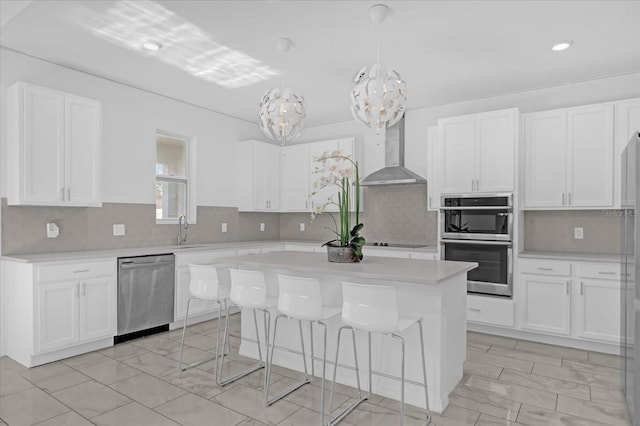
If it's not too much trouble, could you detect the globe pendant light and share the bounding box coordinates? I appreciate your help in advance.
[258,38,306,145]
[350,4,406,133]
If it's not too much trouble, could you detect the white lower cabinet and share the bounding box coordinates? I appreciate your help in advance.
[467,294,515,328]
[517,258,621,345]
[520,273,572,335]
[5,259,116,367]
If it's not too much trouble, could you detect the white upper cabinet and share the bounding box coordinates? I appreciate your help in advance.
[426,125,441,211]
[440,108,517,194]
[280,144,310,211]
[309,137,355,213]
[523,102,614,209]
[236,140,280,211]
[614,98,640,208]
[7,82,102,207]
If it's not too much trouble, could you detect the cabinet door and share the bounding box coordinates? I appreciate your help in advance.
[567,104,614,207]
[281,144,310,211]
[253,142,281,211]
[426,125,441,210]
[66,95,102,206]
[36,281,79,352]
[614,99,640,208]
[22,85,66,205]
[521,274,571,335]
[79,276,116,341]
[523,110,567,208]
[577,279,620,343]
[475,108,516,193]
[309,138,355,212]
[440,115,476,194]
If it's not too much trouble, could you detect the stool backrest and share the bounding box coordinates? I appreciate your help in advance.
[277,275,322,320]
[342,282,399,333]
[188,264,221,299]
[229,268,267,308]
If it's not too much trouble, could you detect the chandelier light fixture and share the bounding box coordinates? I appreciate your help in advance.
[350,4,407,133]
[258,37,306,145]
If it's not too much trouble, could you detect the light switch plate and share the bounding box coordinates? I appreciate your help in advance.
[260,223,265,232]
[113,224,125,236]
[574,227,584,239]
[46,223,59,238]
[300,223,305,232]
[221,223,228,233]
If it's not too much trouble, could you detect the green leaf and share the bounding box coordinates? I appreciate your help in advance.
[351,236,365,247]
[350,223,364,236]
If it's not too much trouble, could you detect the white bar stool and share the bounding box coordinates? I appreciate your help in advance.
[178,264,229,372]
[217,268,276,394]
[265,274,340,425]
[328,282,431,426]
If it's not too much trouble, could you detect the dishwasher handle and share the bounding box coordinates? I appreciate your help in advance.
[120,261,174,269]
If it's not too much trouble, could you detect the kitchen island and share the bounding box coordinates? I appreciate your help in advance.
[214,251,476,413]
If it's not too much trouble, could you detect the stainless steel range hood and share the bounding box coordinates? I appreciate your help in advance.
[360,116,427,186]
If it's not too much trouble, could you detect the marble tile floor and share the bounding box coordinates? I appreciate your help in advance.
[0,314,633,426]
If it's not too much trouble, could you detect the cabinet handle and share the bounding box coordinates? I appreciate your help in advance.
[568,192,571,205]
[60,187,65,201]
[76,284,80,298]
[471,180,475,191]
[82,282,86,296]
[566,280,570,295]
[598,271,616,275]
[537,267,553,271]
[67,188,71,201]
[73,269,90,273]
[562,193,565,206]
[468,307,481,312]
[476,179,480,191]
[428,197,432,209]
[580,281,583,295]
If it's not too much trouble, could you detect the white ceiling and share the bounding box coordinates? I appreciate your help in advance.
[1,0,639,127]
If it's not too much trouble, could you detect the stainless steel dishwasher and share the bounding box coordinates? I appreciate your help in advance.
[116,254,175,342]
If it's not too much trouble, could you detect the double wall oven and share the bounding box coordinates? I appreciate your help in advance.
[440,194,513,298]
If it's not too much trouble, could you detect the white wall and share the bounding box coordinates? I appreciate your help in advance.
[0,48,264,207]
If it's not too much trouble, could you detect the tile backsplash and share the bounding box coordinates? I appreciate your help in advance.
[279,184,438,246]
[523,209,622,254]
[0,198,280,255]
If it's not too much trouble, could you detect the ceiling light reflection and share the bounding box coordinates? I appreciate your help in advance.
[69,0,278,89]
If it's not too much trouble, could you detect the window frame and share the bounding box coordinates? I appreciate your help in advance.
[155,130,197,224]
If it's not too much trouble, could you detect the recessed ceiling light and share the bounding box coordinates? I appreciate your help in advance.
[143,40,163,51]
[552,41,573,51]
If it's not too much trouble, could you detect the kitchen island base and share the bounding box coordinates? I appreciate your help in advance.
[222,253,472,414]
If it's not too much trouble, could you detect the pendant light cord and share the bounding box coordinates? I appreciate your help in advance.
[376,19,381,65]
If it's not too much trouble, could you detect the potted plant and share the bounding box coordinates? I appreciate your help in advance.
[310,150,365,262]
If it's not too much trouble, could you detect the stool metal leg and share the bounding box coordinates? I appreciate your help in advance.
[178,298,226,372]
[178,297,192,371]
[309,322,315,377]
[265,314,311,406]
[418,319,431,425]
[216,305,266,387]
[328,326,368,426]
[368,331,372,397]
[391,334,406,426]
[318,321,328,426]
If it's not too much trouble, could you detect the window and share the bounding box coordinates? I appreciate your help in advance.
[156,132,191,221]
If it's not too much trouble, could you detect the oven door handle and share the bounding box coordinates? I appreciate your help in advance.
[441,239,512,246]
[439,206,513,211]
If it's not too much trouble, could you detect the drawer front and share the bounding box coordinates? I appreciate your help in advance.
[36,260,115,283]
[519,260,571,277]
[175,250,237,267]
[467,295,515,327]
[409,252,437,260]
[577,262,621,280]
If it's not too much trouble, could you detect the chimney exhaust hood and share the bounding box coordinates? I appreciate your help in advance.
[360,116,427,186]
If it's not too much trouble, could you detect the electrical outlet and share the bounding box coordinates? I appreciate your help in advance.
[260,223,265,232]
[221,223,228,233]
[574,227,584,239]
[300,223,305,232]
[113,224,125,236]
[46,223,59,238]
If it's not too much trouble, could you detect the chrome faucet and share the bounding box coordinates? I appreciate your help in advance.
[177,215,188,245]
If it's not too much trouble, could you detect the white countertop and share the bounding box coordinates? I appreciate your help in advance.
[0,240,438,263]
[519,251,622,263]
[213,251,477,285]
